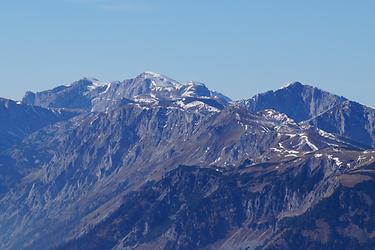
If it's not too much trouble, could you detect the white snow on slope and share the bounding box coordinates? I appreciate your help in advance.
[298,135,319,151]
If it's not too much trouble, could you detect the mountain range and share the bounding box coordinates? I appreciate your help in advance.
[0,72,374,250]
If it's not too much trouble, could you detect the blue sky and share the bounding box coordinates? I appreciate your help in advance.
[1,0,374,106]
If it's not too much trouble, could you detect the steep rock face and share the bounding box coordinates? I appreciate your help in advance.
[89,72,231,113]
[0,98,79,150]
[0,98,80,197]
[0,104,219,250]
[60,166,246,250]
[243,83,375,149]
[61,150,375,250]
[22,72,231,113]
[263,180,375,250]
[306,101,375,148]
[22,78,107,110]
[1,75,375,250]
[0,103,359,250]
[243,82,347,122]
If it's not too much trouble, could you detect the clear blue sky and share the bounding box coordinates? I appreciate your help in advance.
[1,0,374,106]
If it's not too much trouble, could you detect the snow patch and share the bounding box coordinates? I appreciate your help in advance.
[328,155,342,166]
[298,135,319,151]
[177,100,219,112]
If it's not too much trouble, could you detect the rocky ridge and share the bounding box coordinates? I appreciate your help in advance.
[0,73,374,250]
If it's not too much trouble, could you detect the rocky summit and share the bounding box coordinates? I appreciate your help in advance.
[0,72,374,250]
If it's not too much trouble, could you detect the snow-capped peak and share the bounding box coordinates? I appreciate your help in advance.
[136,71,181,87]
[142,71,162,78]
[70,77,107,89]
[80,78,108,91]
[185,80,206,87]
